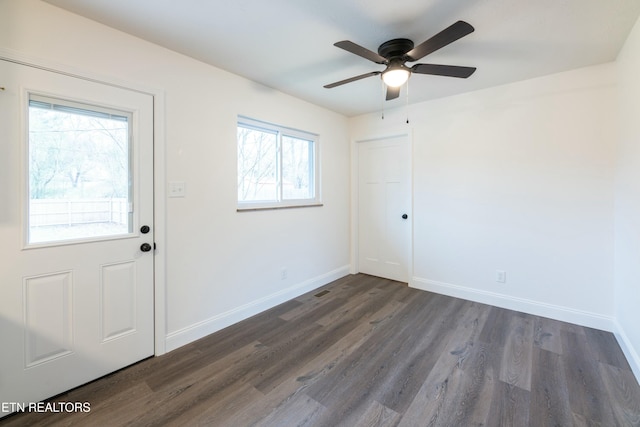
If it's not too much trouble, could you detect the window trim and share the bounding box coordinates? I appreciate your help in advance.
[236,116,321,211]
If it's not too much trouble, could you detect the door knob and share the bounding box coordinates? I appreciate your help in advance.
[140,243,152,252]
[402,214,408,219]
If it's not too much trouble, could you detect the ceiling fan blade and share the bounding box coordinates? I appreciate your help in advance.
[405,21,474,61]
[324,71,381,88]
[334,41,387,64]
[411,63,476,78]
[386,86,400,100]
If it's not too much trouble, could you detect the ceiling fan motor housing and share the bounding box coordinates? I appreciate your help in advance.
[378,38,415,60]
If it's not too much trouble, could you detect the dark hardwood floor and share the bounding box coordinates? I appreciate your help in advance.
[3,274,639,426]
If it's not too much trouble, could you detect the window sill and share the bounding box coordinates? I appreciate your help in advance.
[237,203,323,212]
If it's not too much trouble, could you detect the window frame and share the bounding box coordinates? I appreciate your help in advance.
[237,116,321,211]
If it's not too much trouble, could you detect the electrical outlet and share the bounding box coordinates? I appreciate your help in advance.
[281,268,288,280]
[496,270,506,283]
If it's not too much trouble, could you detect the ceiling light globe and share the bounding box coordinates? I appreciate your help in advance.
[382,68,410,88]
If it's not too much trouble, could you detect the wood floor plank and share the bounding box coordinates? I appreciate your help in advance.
[403,341,496,427]
[252,394,328,427]
[529,347,573,427]
[377,297,468,414]
[351,400,401,427]
[584,326,632,370]
[3,274,638,427]
[449,342,498,426]
[498,314,534,391]
[533,315,563,354]
[598,362,640,425]
[478,305,513,347]
[485,381,530,427]
[398,300,493,426]
[251,317,344,394]
[561,330,617,426]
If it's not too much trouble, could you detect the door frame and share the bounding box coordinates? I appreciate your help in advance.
[350,129,414,284]
[0,48,168,356]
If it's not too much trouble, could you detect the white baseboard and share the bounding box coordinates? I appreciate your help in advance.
[613,319,640,386]
[410,276,615,332]
[164,265,351,352]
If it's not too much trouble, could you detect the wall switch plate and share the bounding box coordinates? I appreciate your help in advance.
[496,270,506,283]
[168,181,186,198]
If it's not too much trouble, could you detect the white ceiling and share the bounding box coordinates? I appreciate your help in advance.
[44,0,640,117]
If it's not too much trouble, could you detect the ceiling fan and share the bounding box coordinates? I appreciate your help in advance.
[324,21,477,100]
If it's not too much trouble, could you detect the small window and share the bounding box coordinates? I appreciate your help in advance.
[27,94,133,245]
[237,117,320,209]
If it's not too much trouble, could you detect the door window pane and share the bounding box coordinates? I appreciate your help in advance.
[28,95,132,244]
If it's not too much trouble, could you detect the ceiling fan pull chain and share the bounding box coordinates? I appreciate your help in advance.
[381,79,385,120]
[406,79,410,124]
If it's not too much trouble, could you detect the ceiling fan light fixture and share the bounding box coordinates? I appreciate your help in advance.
[382,67,410,88]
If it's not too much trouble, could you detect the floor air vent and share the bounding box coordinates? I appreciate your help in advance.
[314,290,330,298]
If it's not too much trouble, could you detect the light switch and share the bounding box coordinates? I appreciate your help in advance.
[168,181,186,198]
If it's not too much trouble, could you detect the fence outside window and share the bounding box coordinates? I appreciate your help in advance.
[30,198,129,227]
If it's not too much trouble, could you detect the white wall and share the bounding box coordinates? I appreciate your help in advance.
[0,0,350,351]
[614,14,640,381]
[351,64,618,329]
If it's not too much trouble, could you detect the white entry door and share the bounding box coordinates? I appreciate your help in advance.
[0,59,154,415]
[358,135,411,282]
